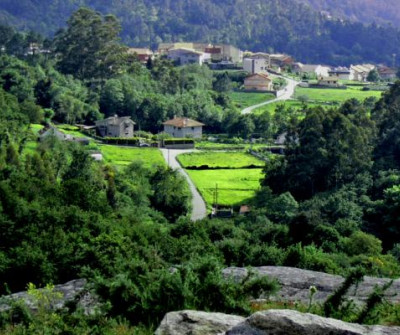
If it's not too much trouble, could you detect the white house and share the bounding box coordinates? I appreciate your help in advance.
[351,64,375,82]
[167,48,211,66]
[297,64,330,77]
[328,67,354,80]
[243,58,269,74]
[163,117,205,138]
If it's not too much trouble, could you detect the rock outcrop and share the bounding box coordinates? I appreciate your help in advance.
[227,309,400,335]
[155,310,400,335]
[155,310,245,335]
[223,266,400,304]
[0,279,96,314]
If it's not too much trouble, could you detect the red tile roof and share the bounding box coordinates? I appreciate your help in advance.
[163,117,205,128]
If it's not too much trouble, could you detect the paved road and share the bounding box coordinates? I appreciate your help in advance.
[241,76,299,115]
[160,148,207,221]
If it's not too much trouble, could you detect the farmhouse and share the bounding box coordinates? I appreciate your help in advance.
[167,48,211,65]
[127,48,153,63]
[163,117,205,138]
[244,73,273,91]
[329,67,354,80]
[243,58,269,74]
[378,66,397,80]
[318,76,341,87]
[296,64,330,77]
[95,115,135,138]
[205,44,243,64]
[351,64,375,82]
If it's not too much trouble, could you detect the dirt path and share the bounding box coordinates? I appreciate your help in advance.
[241,76,299,115]
[159,148,207,221]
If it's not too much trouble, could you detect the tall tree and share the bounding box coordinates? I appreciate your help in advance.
[54,8,128,80]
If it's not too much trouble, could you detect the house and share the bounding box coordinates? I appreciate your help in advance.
[162,117,205,138]
[205,44,243,64]
[127,48,153,63]
[95,115,135,138]
[269,54,294,68]
[244,73,273,91]
[297,64,331,77]
[39,126,89,145]
[350,64,375,82]
[328,67,354,80]
[318,76,341,87]
[243,58,269,74]
[167,48,211,65]
[377,66,397,80]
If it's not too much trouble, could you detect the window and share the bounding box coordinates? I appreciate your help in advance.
[191,127,194,130]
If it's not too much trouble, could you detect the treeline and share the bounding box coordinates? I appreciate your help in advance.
[1,0,400,65]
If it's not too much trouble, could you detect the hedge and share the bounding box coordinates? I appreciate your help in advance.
[163,139,195,145]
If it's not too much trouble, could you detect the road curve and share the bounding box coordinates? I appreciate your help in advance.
[159,148,207,221]
[241,76,299,115]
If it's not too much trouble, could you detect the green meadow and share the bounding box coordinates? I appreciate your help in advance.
[229,91,275,109]
[186,168,263,207]
[294,86,383,103]
[178,151,264,168]
[98,145,165,169]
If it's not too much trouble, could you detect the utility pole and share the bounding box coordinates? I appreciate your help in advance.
[393,54,397,69]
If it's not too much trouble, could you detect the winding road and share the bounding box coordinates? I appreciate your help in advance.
[160,148,207,221]
[241,76,299,114]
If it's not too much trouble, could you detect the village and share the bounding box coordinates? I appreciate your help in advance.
[32,40,394,220]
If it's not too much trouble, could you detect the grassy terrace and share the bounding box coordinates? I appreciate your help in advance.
[98,144,165,169]
[294,86,383,103]
[178,151,264,168]
[178,151,265,208]
[253,100,324,115]
[186,168,263,208]
[229,91,275,109]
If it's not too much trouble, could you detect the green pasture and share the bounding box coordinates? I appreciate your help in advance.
[186,168,263,207]
[229,91,275,109]
[178,151,264,168]
[294,86,383,103]
[253,100,326,115]
[57,124,90,138]
[98,145,165,169]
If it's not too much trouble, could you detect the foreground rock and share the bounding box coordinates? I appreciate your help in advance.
[155,310,245,335]
[223,266,400,304]
[227,309,400,335]
[155,310,400,335]
[0,279,96,314]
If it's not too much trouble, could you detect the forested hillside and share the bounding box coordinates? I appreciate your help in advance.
[1,0,400,65]
[298,0,400,27]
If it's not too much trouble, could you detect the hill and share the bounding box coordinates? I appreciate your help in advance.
[0,0,400,65]
[298,0,400,27]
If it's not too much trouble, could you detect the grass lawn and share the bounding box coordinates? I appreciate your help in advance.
[186,168,263,207]
[98,145,165,169]
[229,91,275,109]
[295,86,383,103]
[30,124,44,135]
[178,151,264,168]
[56,124,91,139]
[252,100,327,115]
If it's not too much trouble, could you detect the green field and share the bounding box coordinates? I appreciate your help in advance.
[186,168,263,207]
[294,86,383,103]
[98,145,165,169]
[229,91,275,109]
[57,124,91,139]
[253,100,327,115]
[178,151,264,168]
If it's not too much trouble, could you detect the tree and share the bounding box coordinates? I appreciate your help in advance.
[54,8,128,80]
[367,68,380,82]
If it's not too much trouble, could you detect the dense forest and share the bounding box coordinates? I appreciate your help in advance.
[1,0,400,65]
[0,7,399,334]
[298,0,400,27]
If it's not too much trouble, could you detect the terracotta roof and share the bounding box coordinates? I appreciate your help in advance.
[163,117,205,128]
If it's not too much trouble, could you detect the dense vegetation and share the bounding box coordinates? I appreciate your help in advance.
[299,0,400,27]
[0,7,400,334]
[2,0,400,65]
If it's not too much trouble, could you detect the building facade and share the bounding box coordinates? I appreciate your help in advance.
[167,48,211,65]
[243,58,269,74]
[244,73,273,91]
[95,115,135,138]
[163,117,205,138]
